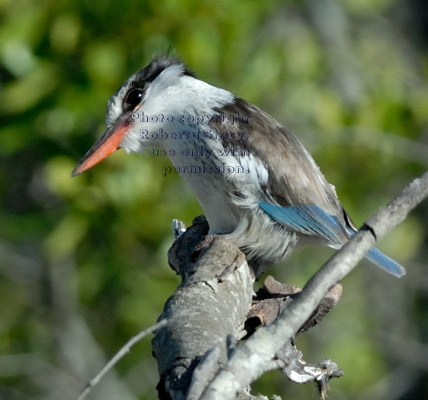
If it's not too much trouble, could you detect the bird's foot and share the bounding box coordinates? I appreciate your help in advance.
[194,234,216,251]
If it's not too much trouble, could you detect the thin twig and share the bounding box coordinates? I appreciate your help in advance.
[77,319,168,400]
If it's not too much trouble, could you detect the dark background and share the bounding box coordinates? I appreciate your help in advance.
[1,0,427,399]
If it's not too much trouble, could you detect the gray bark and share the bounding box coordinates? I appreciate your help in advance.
[152,171,428,400]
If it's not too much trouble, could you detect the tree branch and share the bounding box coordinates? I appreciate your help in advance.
[199,171,428,399]
[152,217,255,399]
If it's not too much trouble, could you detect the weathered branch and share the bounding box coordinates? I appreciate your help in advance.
[152,217,255,399]
[150,171,428,400]
[153,220,344,400]
[152,221,344,398]
[199,171,428,399]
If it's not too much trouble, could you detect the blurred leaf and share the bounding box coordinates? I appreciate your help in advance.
[43,214,88,263]
[0,63,59,114]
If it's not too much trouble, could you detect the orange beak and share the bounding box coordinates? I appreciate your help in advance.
[71,114,133,177]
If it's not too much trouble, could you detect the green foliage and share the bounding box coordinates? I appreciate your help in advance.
[1,0,427,398]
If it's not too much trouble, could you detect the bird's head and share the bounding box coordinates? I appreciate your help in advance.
[71,57,199,177]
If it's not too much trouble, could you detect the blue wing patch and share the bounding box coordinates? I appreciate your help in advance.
[258,200,406,277]
[258,201,344,244]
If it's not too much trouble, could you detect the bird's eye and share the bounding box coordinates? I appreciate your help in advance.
[123,88,144,111]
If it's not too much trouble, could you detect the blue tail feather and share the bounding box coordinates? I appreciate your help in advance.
[365,247,406,277]
[346,226,406,277]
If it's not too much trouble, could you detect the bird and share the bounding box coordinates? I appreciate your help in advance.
[72,56,405,278]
